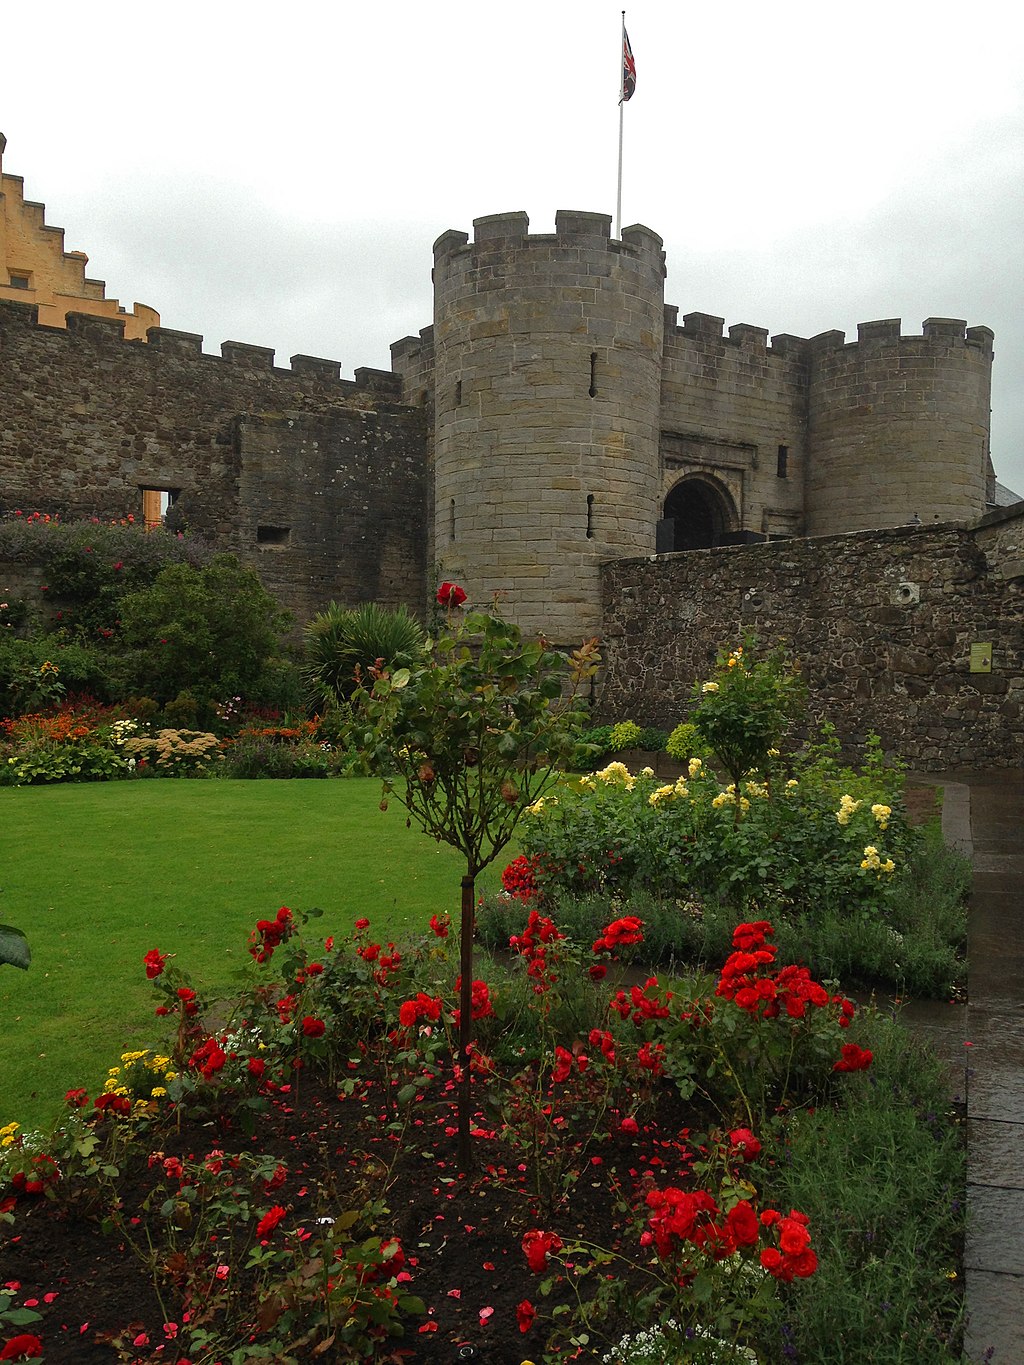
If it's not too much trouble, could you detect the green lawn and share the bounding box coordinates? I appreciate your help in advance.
[0,779,502,1131]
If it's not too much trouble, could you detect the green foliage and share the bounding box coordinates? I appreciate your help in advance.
[116,555,292,714]
[346,608,600,878]
[608,719,644,751]
[303,601,427,711]
[762,1009,965,1363]
[691,640,805,788]
[510,742,964,995]
[665,721,705,763]
[2,739,130,786]
[0,514,212,638]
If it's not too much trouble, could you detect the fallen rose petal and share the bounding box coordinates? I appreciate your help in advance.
[418,1322,438,1334]
[479,1306,494,1321]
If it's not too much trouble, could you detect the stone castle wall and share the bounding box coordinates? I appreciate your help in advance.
[0,298,427,621]
[428,210,666,640]
[659,314,810,539]
[805,319,994,534]
[599,505,1024,770]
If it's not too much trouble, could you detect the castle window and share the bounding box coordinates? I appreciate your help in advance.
[586,493,595,539]
[141,487,177,530]
[257,525,291,548]
[449,498,456,542]
[455,379,462,406]
[776,445,789,478]
[8,272,30,290]
[589,352,598,398]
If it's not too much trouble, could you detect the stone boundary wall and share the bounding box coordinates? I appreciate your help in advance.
[599,507,1024,770]
[0,298,428,624]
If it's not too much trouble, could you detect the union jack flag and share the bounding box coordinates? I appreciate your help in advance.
[621,29,636,102]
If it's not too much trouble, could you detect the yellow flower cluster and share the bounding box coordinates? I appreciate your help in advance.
[701,681,720,694]
[860,845,896,874]
[726,647,744,669]
[688,757,703,778]
[588,761,637,790]
[785,779,799,790]
[0,1121,19,1148]
[712,785,751,812]
[744,780,769,800]
[871,803,892,830]
[648,777,690,807]
[105,1049,177,1108]
[836,794,862,826]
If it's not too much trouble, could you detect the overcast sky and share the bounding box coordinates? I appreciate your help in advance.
[4,0,1022,494]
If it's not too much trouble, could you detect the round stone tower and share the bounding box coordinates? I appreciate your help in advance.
[805,318,994,534]
[431,210,665,642]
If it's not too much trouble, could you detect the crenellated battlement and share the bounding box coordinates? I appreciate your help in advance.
[664,304,810,359]
[1,133,158,339]
[808,317,995,357]
[0,297,402,398]
[432,209,665,276]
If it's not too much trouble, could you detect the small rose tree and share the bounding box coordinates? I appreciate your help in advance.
[692,640,805,793]
[345,588,600,1166]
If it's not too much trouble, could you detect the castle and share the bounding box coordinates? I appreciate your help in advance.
[2,139,1021,766]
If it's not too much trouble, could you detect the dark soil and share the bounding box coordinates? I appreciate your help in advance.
[1,1068,699,1364]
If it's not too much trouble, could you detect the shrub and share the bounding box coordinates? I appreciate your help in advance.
[665,721,704,762]
[0,514,212,638]
[117,555,292,714]
[303,601,427,710]
[122,729,223,777]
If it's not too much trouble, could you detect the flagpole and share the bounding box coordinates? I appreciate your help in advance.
[616,11,625,239]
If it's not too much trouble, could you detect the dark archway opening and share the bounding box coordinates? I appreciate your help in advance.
[659,481,729,551]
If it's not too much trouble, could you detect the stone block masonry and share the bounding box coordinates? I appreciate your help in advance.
[600,506,1024,770]
[0,298,427,624]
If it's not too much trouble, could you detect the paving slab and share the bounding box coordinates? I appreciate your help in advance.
[966,1186,1024,1274]
[964,1269,1024,1363]
[969,1119,1024,1189]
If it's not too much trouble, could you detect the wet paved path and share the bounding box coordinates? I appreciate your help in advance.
[959,771,1024,1363]
[909,771,1024,1362]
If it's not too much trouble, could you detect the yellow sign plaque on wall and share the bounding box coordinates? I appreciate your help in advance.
[969,643,993,673]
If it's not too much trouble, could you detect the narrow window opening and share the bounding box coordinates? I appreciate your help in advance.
[776,445,789,478]
[141,487,178,530]
[586,493,595,539]
[588,352,598,398]
[449,498,456,542]
[455,379,462,406]
[256,525,291,548]
[8,272,30,290]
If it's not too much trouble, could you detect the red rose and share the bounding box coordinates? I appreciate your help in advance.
[64,1088,90,1108]
[301,1016,326,1038]
[728,1127,762,1162]
[436,581,467,608]
[0,1335,44,1360]
[429,913,450,939]
[247,1056,266,1078]
[256,1205,287,1238]
[833,1043,873,1073]
[522,1228,562,1274]
[516,1300,536,1334]
[143,948,168,979]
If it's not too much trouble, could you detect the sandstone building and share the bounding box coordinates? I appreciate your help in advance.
[0,134,158,343]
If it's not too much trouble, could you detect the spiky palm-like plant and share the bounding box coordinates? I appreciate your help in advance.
[303,602,427,711]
